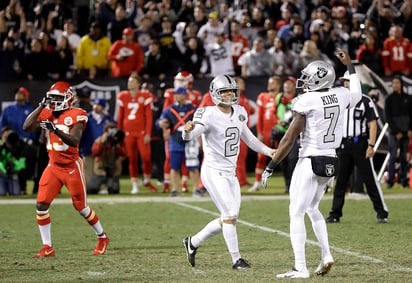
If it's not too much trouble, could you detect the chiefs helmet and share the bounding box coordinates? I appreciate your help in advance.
[209,75,239,106]
[174,71,194,89]
[296,60,336,92]
[46,81,76,111]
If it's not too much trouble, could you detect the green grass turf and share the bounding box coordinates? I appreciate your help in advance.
[0,173,411,282]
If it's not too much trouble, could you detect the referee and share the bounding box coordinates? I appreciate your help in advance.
[326,71,389,224]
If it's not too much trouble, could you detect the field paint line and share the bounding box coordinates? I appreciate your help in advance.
[1,193,412,205]
[175,202,412,273]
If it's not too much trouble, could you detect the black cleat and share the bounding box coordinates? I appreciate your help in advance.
[232,258,251,270]
[377,218,388,224]
[183,237,197,267]
[325,216,340,223]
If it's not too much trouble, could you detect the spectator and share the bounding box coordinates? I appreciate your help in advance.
[51,35,74,80]
[0,36,22,81]
[21,38,51,81]
[116,73,157,194]
[381,24,412,77]
[206,32,235,77]
[0,127,27,196]
[286,20,305,55]
[0,87,37,194]
[135,15,157,53]
[238,37,276,78]
[326,71,389,224]
[107,3,136,43]
[60,19,81,69]
[141,39,168,82]
[268,36,296,77]
[384,76,412,188]
[293,39,333,77]
[87,123,127,194]
[22,81,109,258]
[80,98,115,183]
[229,20,249,76]
[76,21,112,79]
[157,87,202,197]
[157,17,181,76]
[249,76,282,192]
[108,27,144,78]
[239,12,258,46]
[197,11,225,51]
[356,32,383,75]
[180,36,206,79]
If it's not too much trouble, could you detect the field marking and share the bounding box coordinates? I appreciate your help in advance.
[175,202,412,273]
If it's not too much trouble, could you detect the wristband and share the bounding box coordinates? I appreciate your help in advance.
[266,160,279,171]
[368,144,375,147]
[347,64,355,74]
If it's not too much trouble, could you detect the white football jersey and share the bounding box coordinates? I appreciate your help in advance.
[192,104,248,170]
[292,77,361,157]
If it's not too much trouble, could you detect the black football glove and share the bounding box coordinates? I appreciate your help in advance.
[261,168,273,189]
[40,120,57,133]
[39,96,51,108]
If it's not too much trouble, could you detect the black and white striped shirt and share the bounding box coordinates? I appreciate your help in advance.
[343,94,379,138]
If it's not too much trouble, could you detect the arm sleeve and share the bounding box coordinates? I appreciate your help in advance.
[240,124,272,156]
[182,122,206,141]
[348,73,362,108]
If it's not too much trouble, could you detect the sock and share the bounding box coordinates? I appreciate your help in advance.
[182,179,188,190]
[132,181,139,190]
[308,209,332,260]
[256,173,262,182]
[80,207,104,235]
[37,210,52,246]
[143,178,151,185]
[290,214,307,272]
[191,218,222,247]
[222,222,241,263]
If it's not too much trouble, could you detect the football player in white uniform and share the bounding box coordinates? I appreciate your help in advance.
[182,74,275,270]
[261,48,362,278]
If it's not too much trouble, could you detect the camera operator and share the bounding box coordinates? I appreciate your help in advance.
[0,127,36,196]
[270,77,299,194]
[87,123,127,194]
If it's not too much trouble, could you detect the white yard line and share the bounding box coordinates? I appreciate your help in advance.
[175,201,412,273]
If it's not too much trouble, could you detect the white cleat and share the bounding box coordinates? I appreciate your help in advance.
[131,187,139,194]
[276,268,310,279]
[248,181,260,192]
[315,256,334,276]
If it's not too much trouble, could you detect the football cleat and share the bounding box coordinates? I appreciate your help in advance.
[93,233,109,255]
[276,268,310,278]
[315,256,334,276]
[34,244,55,258]
[377,218,388,224]
[131,187,139,194]
[144,182,158,193]
[232,258,251,270]
[325,216,340,223]
[170,190,178,197]
[192,188,206,198]
[183,237,197,267]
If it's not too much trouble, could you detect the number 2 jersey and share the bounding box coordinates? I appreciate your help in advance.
[38,107,88,165]
[184,104,271,171]
[292,73,362,157]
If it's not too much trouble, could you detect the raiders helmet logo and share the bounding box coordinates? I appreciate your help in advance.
[238,114,246,121]
[317,67,328,79]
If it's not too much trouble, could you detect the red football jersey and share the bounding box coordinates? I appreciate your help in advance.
[163,88,203,110]
[256,92,279,136]
[382,37,412,73]
[230,34,249,66]
[117,90,153,135]
[199,92,214,107]
[38,107,88,165]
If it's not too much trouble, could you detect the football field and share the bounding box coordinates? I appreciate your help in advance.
[0,175,411,282]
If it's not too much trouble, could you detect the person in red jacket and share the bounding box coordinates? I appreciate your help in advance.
[108,28,144,78]
[381,24,412,77]
[249,76,281,192]
[116,73,157,194]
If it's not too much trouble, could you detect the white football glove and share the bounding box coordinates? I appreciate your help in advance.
[261,168,273,189]
[40,120,57,133]
[39,96,51,108]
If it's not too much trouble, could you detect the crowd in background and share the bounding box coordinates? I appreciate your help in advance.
[1,0,412,195]
[1,0,412,83]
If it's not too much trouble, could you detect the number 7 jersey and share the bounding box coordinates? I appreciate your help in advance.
[38,107,88,165]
